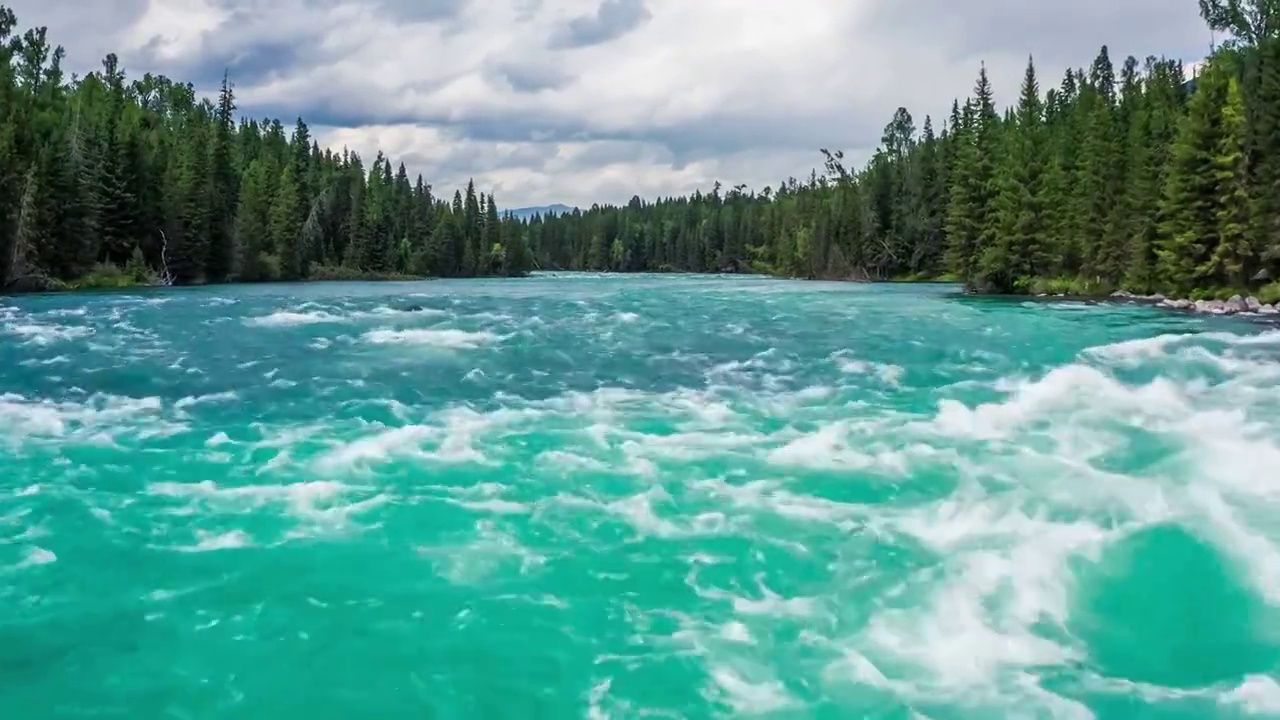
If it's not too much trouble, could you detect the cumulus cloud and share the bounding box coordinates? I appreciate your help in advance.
[6,0,1213,208]
[548,0,652,49]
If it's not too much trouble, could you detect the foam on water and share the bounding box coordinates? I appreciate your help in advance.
[361,328,499,348]
[1,276,1277,718]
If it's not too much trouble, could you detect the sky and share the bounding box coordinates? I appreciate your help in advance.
[8,0,1214,209]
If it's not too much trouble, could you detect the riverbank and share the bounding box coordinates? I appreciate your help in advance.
[2,265,438,297]
[1103,289,1280,320]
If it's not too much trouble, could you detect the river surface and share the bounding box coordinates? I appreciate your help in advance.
[2,274,1279,719]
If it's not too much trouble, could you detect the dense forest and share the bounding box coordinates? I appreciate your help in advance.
[525,1,1280,300]
[3,2,1280,299]
[0,5,533,291]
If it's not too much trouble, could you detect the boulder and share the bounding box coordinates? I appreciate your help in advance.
[1111,290,1134,299]
[4,274,57,293]
[1261,304,1279,315]
[1172,299,1194,310]
[1195,299,1228,314]
[1225,295,1248,313]
[1246,296,1263,311]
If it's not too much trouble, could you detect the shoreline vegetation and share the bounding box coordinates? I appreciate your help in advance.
[5,2,1280,311]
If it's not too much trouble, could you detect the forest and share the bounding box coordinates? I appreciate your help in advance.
[0,5,534,292]
[2,1,1280,299]
[525,1,1280,301]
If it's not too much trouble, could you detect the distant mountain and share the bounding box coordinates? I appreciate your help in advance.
[505,203,575,220]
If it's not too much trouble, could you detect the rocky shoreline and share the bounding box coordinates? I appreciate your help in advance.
[1109,290,1280,317]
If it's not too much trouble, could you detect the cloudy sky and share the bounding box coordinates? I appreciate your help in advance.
[9,0,1212,208]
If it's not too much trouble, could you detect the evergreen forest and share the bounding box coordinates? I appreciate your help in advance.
[3,1,1280,299]
[0,5,534,291]
[525,1,1280,300]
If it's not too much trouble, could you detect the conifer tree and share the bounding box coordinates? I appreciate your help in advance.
[1159,60,1229,293]
[234,158,274,281]
[1209,76,1254,287]
[165,117,211,284]
[464,180,482,275]
[982,57,1048,291]
[270,165,303,280]
[1248,37,1280,276]
[207,72,237,283]
[483,192,501,274]
[946,67,999,288]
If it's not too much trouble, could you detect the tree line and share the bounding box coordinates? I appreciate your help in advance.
[0,5,533,291]
[4,1,1280,299]
[524,1,1280,299]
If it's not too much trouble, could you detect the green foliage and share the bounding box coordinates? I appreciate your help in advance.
[69,261,149,289]
[269,165,303,280]
[1257,281,1280,303]
[1158,59,1230,294]
[307,264,422,282]
[1027,276,1113,296]
[0,8,531,292]
[519,8,1279,301]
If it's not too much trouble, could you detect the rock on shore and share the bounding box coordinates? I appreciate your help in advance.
[1113,289,1280,316]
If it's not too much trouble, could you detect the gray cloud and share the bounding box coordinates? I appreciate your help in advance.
[372,0,469,21]
[486,61,574,93]
[3,0,148,69]
[549,0,651,49]
[143,35,305,90]
[865,0,1211,66]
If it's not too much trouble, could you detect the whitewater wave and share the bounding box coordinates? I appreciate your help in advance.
[3,321,93,345]
[245,310,346,327]
[0,392,168,444]
[362,328,500,349]
[246,304,450,328]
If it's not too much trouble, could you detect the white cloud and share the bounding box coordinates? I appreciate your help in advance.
[122,0,228,61]
[7,0,1213,208]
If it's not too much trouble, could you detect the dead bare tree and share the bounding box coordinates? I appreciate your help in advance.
[158,230,174,286]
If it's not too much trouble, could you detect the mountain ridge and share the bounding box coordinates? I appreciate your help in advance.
[505,203,575,220]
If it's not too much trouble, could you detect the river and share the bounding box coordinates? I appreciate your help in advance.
[1,274,1278,719]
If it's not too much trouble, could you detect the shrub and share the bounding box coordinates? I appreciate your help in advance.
[1027,276,1110,296]
[73,263,148,289]
[307,264,423,282]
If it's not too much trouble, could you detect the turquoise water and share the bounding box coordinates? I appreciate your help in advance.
[2,274,1279,719]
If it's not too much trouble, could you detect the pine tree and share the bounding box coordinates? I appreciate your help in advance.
[290,117,311,210]
[945,101,977,277]
[1159,59,1229,293]
[234,158,274,281]
[1208,75,1255,287]
[270,165,303,280]
[1077,47,1123,285]
[463,180,482,275]
[1248,37,1280,277]
[483,192,501,275]
[165,117,211,284]
[946,66,1000,288]
[207,72,237,283]
[982,57,1048,292]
